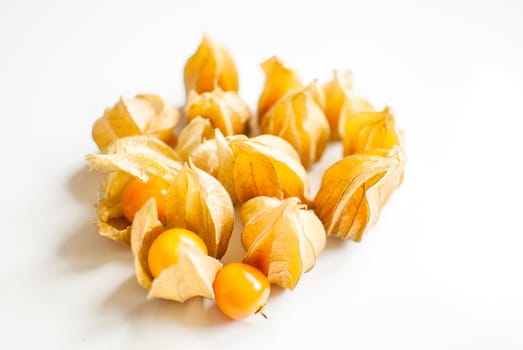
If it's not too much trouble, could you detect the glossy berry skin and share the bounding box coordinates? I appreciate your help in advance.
[147,228,208,279]
[121,176,170,223]
[213,263,270,320]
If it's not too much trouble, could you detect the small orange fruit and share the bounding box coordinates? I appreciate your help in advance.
[213,262,270,320]
[121,176,170,223]
[147,228,208,279]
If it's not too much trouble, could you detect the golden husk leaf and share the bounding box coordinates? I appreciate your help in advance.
[175,116,215,161]
[190,130,243,203]
[322,70,374,139]
[185,88,251,136]
[85,135,182,243]
[86,135,182,183]
[165,162,234,259]
[130,198,164,290]
[95,171,132,243]
[241,197,326,290]
[313,147,405,241]
[230,135,311,204]
[147,244,222,302]
[183,35,238,95]
[260,81,330,169]
[257,56,303,122]
[92,94,179,150]
[131,199,222,302]
[343,107,401,156]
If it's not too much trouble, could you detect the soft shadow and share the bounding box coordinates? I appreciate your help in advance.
[102,276,232,328]
[102,275,150,312]
[60,165,130,271]
[59,220,130,271]
[68,164,102,205]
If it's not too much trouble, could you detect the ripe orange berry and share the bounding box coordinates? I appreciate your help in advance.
[147,228,208,279]
[121,176,170,223]
[213,263,270,320]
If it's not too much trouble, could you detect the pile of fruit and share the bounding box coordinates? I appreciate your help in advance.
[85,35,405,320]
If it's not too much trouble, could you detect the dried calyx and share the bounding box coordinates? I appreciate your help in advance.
[165,161,235,259]
[184,34,239,95]
[185,88,251,136]
[260,81,330,169]
[130,199,222,302]
[92,94,179,150]
[313,108,405,241]
[189,131,311,205]
[322,70,374,139]
[240,196,326,289]
[85,135,182,243]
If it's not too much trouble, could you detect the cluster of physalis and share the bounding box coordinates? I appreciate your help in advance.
[86,35,405,320]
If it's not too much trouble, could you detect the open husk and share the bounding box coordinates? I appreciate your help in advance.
[85,135,182,243]
[92,94,179,150]
[130,199,222,302]
[241,197,326,289]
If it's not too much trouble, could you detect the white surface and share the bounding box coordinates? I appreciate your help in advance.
[1,0,523,348]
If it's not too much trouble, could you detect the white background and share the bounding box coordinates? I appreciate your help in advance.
[1,0,522,349]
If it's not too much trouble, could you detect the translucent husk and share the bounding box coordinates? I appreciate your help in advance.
[322,70,374,139]
[165,162,234,259]
[257,56,303,122]
[231,135,311,204]
[185,88,251,136]
[85,135,182,243]
[343,107,401,156]
[241,197,326,289]
[92,94,179,150]
[183,34,238,95]
[130,199,222,302]
[175,116,215,161]
[260,81,330,168]
[313,146,405,241]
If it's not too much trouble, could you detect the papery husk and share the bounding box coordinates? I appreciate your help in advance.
[185,88,251,136]
[95,171,132,243]
[260,81,330,169]
[241,197,326,290]
[86,135,182,183]
[92,94,179,150]
[86,136,182,244]
[230,135,311,204]
[130,199,164,290]
[130,199,222,302]
[313,146,405,241]
[96,218,131,244]
[147,245,222,302]
[343,107,401,156]
[322,70,374,139]
[190,130,242,203]
[184,35,238,95]
[257,56,303,122]
[175,116,215,161]
[165,162,234,259]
